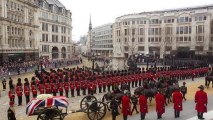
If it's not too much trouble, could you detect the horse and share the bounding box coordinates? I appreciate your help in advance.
[134,86,157,104]
[205,76,213,88]
[163,85,178,105]
[102,91,124,111]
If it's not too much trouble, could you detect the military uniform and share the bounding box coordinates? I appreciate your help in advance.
[155,92,165,119]
[16,86,22,106]
[24,85,30,104]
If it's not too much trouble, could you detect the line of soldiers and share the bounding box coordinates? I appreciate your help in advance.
[8,66,209,106]
[117,84,207,120]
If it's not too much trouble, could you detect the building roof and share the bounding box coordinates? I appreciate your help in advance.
[116,4,213,19]
[46,0,65,8]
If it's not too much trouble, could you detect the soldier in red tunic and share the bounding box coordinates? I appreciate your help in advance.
[31,84,37,98]
[76,81,81,96]
[64,79,69,98]
[81,81,86,95]
[155,89,165,119]
[98,80,102,93]
[38,81,45,94]
[16,86,22,106]
[45,81,51,94]
[58,79,63,96]
[172,87,183,118]
[24,85,30,104]
[70,81,75,97]
[195,85,208,119]
[52,81,58,96]
[8,88,15,105]
[139,91,148,120]
[122,91,131,120]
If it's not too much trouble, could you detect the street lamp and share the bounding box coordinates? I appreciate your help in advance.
[91,53,96,73]
[146,52,149,70]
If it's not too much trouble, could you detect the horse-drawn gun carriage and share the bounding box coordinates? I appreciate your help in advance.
[26,94,110,120]
[26,94,68,120]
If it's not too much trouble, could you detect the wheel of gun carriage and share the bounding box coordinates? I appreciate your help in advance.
[87,101,107,120]
[80,95,97,113]
[37,108,63,120]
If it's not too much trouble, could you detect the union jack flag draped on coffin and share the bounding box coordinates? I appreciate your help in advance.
[26,96,69,116]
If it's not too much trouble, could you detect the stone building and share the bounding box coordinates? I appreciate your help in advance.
[0,0,39,64]
[113,5,213,59]
[38,0,72,60]
[91,23,113,57]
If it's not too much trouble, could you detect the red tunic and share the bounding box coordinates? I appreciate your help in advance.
[139,95,148,113]
[24,85,30,96]
[39,84,45,94]
[172,91,183,111]
[8,91,15,99]
[155,93,165,114]
[122,95,131,116]
[195,90,208,113]
[16,86,23,96]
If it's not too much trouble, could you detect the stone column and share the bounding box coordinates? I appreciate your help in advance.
[190,18,196,51]
[203,16,211,52]
[144,20,149,54]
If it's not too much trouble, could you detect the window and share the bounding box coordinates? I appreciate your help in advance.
[132,38,135,42]
[165,27,172,35]
[42,34,45,41]
[138,46,144,51]
[124,46,129,51]
[138,37,144,42]
[132,29,135,35]
[165,46,172,51]
[196,25,204,34]
[197,36,204,42]
[139,28,144,35]
[124,29,128,36]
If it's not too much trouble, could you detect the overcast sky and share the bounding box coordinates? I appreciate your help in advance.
[59,0,213,42]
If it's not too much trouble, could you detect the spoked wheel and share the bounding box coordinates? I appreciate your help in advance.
[87,101,106,120]
[37,108,63,120]
[80,95,97,113]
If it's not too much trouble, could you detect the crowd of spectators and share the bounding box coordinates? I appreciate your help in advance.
[0,57,82,77]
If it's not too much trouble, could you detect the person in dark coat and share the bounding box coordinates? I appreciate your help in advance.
[195,85,208,119]
[110,95,119,120]
[180,82,187,101]
[2,77,6,90]
[7,102,16,120]
[131,94,139,114]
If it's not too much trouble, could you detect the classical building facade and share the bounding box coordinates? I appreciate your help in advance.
[38,0,72,60]
[0,0,39,64]
[91,23,113,57]
[114,5,213,59]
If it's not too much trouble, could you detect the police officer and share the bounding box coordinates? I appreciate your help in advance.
[2,77,6,91]
[9,77,14,90]
[180,82,187,101]
[131,94,139,114]
[195,85,208,119]
[110,95,119,120]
